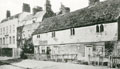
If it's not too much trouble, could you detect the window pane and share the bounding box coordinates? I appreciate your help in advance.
[96,25,99,32]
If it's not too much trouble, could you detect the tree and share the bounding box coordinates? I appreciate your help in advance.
[22,38,34,54]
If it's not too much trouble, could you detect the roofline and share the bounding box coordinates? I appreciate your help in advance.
[32,20,117,35]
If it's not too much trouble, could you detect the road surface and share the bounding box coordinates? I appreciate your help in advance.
[0,59,116,69]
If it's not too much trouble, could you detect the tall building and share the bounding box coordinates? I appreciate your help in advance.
[17,0,55,54]
[0,3,30,58]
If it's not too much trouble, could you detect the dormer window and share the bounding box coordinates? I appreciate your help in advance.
[96,25,99,32]
[100,24,104,32]
[52,31,55,37]
[96,24,104,33]
[37,35,40,38]
[70,28,75,35]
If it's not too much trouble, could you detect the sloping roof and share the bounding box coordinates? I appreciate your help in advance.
[33,0,120,35]
[22,14,33,21]
[33,11,46,22]
[23,22,40,31]
[22,11,46,22]
[1,13,21,23]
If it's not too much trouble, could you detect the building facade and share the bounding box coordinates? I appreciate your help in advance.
[0,3,31,58]
[32,0,120,62]
[17,0,55,55]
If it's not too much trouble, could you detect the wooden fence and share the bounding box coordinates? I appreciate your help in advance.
[109,56,120,68]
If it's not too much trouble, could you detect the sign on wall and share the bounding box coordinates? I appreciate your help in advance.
[39,40,48,45]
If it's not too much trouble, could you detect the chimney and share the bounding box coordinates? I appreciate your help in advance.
[6,10,11,18]
[89,0,100,6]
[22,3,31,12]
[59,3,70,14]
[33,6,43,15]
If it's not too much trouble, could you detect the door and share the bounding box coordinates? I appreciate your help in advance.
[85,46,93,61]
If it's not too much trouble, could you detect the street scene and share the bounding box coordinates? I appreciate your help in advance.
[0,0,120,69]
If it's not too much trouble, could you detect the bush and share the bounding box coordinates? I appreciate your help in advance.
[20,51,27,59]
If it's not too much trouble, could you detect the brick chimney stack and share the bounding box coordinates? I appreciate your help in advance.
[22,3,31,12]
[6,10,11,18]
[33,6,43,15]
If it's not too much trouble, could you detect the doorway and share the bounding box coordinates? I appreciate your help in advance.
[85,46,93,62]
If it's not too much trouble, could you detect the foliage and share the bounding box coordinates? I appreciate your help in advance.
[105,41,114,57]
[22,38,34,54]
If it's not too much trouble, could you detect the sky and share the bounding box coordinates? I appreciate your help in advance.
[0,0,105,21]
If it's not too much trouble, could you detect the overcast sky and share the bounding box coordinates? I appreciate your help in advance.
[0,0,105,21]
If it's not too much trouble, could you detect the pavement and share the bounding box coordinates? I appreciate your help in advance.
[0,59,117,69]
[0,57,14,60]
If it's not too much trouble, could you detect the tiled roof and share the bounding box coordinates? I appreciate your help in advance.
[22,11,46,22]
[33,0,120,35]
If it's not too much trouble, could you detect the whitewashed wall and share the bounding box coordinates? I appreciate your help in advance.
[0,18,18,48]
[33,22,118,45]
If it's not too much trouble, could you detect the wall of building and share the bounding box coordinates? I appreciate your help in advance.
[22,22,40,39]
[33,22,118,46]
[0,18,18,48]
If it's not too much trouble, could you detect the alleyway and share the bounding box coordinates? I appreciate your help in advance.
[0,59,116,69]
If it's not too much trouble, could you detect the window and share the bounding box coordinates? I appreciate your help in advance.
[3,27,5,35]
[96,25,99,32]
[13,25,15,33]
[100,24,104,32]
[13,36,15,44]
[9,36,11,44]
[6,26,8,34]
[0,28,1,35]
[3,38,5,45]
[10,25,11,33]
[70,28,75,35]
[1,38,2,45]
[0,38,1,45]
[1,28,2,35]
[37,35,40,38]
[52,31,55,37]
[96,24,104,33]
[42,49,45,54]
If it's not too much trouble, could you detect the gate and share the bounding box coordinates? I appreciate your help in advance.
[109,56,120,68]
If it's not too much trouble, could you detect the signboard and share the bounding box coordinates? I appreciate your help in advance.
[39,40,48,45]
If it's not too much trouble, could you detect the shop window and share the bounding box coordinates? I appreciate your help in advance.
[42,49,45,54]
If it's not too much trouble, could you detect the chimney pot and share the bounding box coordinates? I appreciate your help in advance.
[33,6,43,15]
[22,3,31,12]
[6,10,11,18]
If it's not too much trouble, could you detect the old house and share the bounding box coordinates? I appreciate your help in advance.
[0,3,31,58]
[17,0,55,54]
[32,0,120,62]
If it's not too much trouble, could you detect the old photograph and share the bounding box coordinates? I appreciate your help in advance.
[0,0,120,69]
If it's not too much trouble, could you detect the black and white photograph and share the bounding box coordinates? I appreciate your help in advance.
[0,0,120,69]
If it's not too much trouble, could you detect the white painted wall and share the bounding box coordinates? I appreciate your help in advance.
[0,18,18,48]
[22,22,40,39]
[33,22,118,45]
